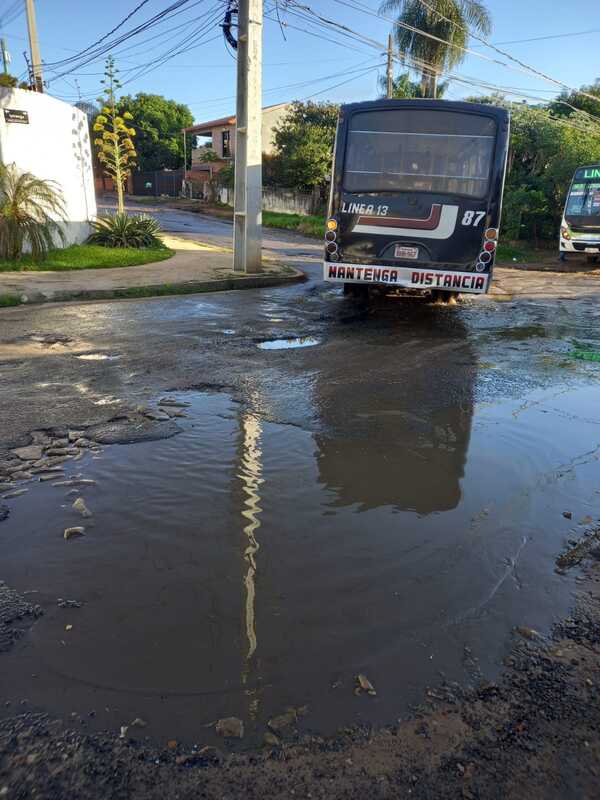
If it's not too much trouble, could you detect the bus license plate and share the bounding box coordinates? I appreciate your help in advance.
[394,245,419,259]
[585,247,599,253]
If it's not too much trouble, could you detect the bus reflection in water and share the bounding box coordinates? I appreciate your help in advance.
[324,99,510,302]
[314,311,475,515]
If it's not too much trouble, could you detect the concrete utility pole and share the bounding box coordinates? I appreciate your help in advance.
[386,33,393,99]
[25,0,43,92]
[233,0,263,273]
[1,38,10,74]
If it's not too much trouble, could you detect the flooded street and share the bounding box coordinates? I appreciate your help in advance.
[1,256,600,750]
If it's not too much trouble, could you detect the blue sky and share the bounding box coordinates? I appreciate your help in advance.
[1,0,598,123]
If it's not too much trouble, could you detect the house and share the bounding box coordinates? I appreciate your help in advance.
[183,102,291,196]
[0,87,96,245]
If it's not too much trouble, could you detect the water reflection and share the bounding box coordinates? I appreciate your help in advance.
[236,412,264,694]
[315,309,476,514]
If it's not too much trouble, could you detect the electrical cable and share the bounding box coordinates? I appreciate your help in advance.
[0,0,24,28]
[44,0,199,72]
[413,0,600,105]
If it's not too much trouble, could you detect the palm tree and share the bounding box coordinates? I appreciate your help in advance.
[0,163,66,262]
[378,70,448,99]
[379,0,492,98]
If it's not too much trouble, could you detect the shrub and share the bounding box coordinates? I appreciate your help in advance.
[0,163,66,262]
[88,213,165,249]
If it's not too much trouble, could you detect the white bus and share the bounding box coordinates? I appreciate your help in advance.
[560,164,600,264]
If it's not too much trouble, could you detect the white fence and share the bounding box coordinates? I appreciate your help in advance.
[217,186,323,216]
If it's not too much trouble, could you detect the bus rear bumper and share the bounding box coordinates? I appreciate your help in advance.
[323,262,489,294]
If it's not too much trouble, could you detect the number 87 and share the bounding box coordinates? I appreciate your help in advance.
[461,211,486,226]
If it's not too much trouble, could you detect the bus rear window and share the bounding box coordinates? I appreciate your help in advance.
[343,109,496,198]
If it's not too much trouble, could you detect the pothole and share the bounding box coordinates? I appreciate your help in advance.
[258,337,321,350]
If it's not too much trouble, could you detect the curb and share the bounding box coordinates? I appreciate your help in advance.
[0,267,306,307]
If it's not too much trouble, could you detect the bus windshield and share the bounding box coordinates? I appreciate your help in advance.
[566,171,600,218]
[343,108,496,199]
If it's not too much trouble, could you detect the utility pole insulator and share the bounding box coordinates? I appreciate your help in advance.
[25,0,43,92]
[386,33,393,100]
[233,0,263,273]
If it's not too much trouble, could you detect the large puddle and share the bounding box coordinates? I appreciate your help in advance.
[1,376,599,746]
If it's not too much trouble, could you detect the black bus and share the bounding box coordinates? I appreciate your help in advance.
[323,99,510,299]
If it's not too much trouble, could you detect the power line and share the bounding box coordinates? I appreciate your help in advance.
[185,57,383,107]
[44,0,198,74]
[301,63,380,100]
[67,0,154,63]
[0,0,24,28]
[413,0,600,106]
[475,28,600,47]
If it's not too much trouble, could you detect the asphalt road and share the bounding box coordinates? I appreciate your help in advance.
[0,202,598,449]
[2,204,600,797]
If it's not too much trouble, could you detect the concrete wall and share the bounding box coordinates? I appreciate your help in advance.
[218,186,324,216]
[260,104,290,155]
[262,187,323,216]
[0,88,96,246]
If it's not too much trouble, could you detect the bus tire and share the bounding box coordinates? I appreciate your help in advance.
[432,290,459,305]
[586,255,599,265]
[343,283,369,299]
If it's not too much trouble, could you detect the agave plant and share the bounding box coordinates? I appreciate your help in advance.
[0,162,66,262]
[87,213,165,249]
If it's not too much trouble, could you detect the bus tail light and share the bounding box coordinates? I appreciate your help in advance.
[485,228,498,240]
[325,230,336,242]
[326,219,338,231]
[326,242,338,255]
[479,251,492,264]
[484,241,496,252]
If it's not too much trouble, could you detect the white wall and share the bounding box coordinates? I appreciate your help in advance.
[0,88,96,246]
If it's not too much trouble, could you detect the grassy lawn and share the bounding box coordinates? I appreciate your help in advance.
[496,242,532,263]
[0,244,174,272]
[0,294,21,307]
[262,211,323,238]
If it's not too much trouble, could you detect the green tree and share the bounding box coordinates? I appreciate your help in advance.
[0,163,66,262]
[503,104,600,240]
[0,73,30,90]
[199,147,219,163]
[379,0,492,98]
[378,70,448,98]
[271,101,339,191]
[463,92,505,105]
[549,78,600,118]
[116,93,193,171]
[93,57,137,214]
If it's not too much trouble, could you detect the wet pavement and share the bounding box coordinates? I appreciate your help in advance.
[1,207,600,753]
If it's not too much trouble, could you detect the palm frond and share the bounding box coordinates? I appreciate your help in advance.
[87,213,165,249]
[0,162,66,263]
[379,0,492,77]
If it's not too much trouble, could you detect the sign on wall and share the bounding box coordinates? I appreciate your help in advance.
[3,108,29,124]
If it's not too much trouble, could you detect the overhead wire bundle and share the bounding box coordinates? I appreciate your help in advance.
[0,0,24,29]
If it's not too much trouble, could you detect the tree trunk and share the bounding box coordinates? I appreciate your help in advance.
[114,139,124,214]
[421,69,438,99]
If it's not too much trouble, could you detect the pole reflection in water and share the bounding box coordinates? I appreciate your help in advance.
[237,411,264,705]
